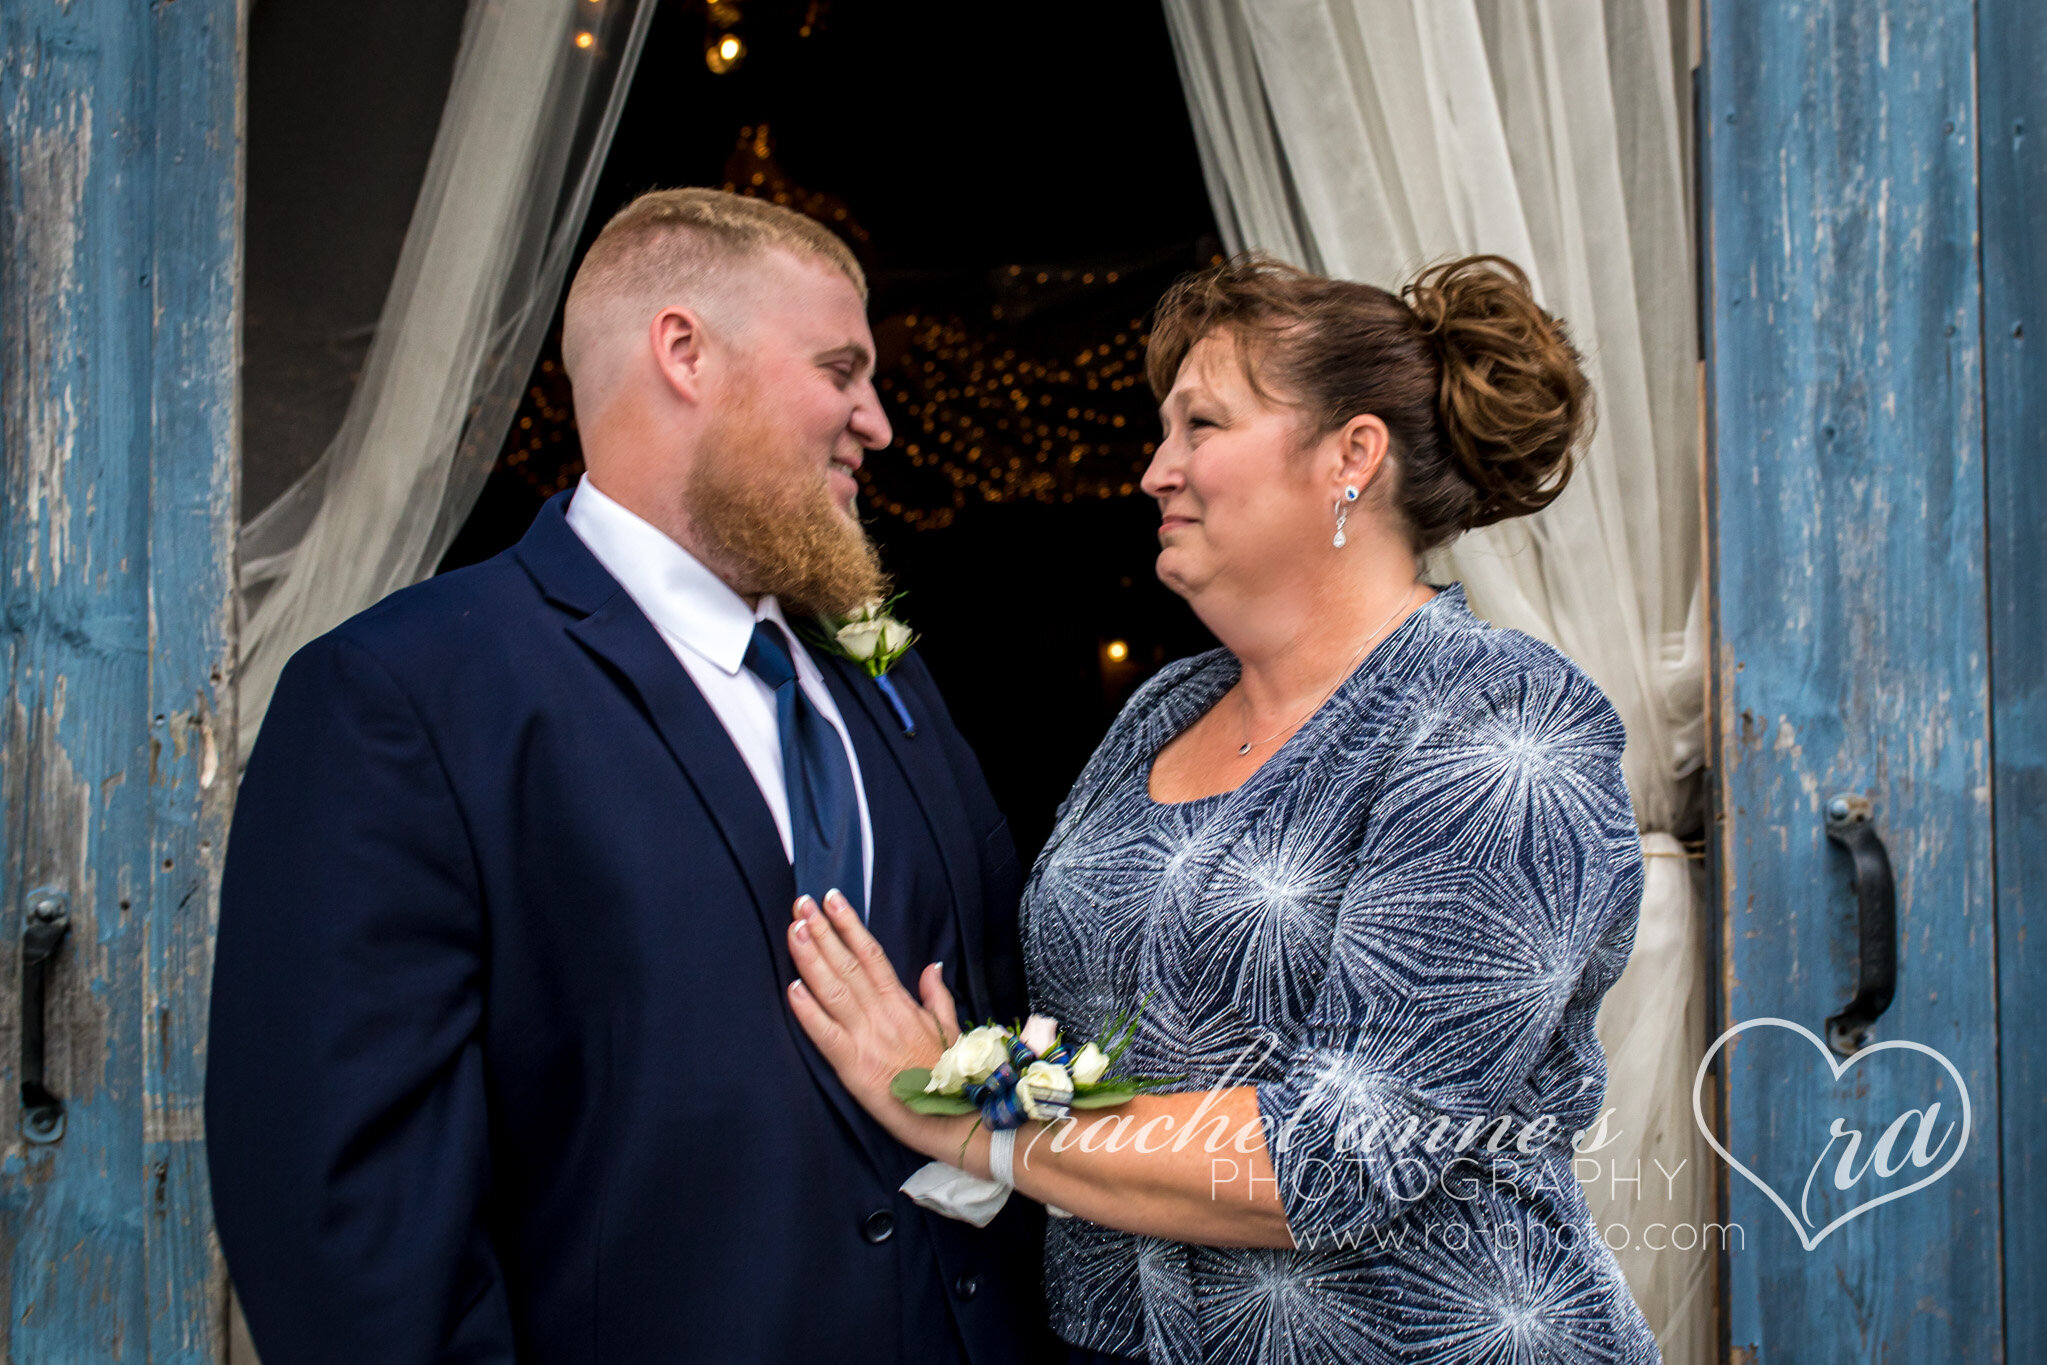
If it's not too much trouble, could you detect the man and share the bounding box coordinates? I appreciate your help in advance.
[206,189,1046,1363]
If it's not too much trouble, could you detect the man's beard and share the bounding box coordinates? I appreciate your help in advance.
[686,400,886,618]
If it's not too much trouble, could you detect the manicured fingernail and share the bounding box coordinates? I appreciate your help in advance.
[796,895,818,918]
[824,887,844,910]
[793,919,810,941]
[932,960,944,974]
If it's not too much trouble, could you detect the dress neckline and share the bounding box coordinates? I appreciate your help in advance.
[1141,778,1233,810]
[1140,584,1457,807]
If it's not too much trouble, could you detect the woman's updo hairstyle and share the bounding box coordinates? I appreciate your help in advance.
[1145,252,1591,552]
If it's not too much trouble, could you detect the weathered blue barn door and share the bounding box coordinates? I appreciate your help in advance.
[1704,0,2037,1358]
[0,2,239,1360]
[1981,0,2047,1358]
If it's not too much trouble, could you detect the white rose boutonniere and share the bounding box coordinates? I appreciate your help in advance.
[815,597,917,678]
[802,596,920,735]
[835,618,888,663]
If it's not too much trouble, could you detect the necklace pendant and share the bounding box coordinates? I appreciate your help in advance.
[1238,742,1253,756]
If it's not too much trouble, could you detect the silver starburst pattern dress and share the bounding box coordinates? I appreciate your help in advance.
[1024,586,1660,1364]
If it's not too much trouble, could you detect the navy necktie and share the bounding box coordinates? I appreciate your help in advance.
[742,620,864,916]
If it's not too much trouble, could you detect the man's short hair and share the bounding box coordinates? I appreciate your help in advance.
[561,187,865,381]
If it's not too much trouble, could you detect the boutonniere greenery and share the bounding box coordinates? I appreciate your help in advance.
[802,596,920,735]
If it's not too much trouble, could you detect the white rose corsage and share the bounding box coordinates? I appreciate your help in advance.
[891,998,1173,1131]
[801,596,920,735]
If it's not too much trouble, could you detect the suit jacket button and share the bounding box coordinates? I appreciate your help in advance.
[954,1274,980,1301]
[862,1210,895,1244]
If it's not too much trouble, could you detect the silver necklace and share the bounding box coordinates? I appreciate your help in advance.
[1236,582,1421,756]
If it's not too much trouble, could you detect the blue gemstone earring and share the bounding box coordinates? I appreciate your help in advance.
[1333,485,1360,548]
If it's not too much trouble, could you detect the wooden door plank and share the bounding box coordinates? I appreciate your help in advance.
[1979,0,2046,1356]
[0,3,238,1359]
[0,5,157,1357]
[143,1,239,1361]
[1702,0,2000,1360]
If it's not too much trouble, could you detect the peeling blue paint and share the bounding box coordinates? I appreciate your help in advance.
[1,1,237,1360]
[1705,0,2004,1360]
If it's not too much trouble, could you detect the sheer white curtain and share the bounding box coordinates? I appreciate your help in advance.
[236,0,654,761]
[1162,2,1712,1358]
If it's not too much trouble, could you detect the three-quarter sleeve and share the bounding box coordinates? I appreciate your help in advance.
[1255,661,1644,1249]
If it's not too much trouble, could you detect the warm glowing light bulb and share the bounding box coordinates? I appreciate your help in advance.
[706,32,746,72]
[1106,640,1129,663]
[574,30,595,48]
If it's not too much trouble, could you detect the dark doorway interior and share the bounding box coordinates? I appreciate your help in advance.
[241,0,467,520]
[441,0,1224,859]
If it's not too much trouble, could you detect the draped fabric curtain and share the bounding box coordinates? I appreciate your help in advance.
[1161,2,1712,1359]
[236,0,655,761]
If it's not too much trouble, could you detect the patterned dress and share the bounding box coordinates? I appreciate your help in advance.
[1023,585,1661,1364]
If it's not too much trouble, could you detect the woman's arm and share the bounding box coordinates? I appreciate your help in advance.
[975,1090,1293,1248]
[784,890,1294,1248]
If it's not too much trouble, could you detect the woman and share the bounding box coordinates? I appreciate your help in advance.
[785,254,1660,1363]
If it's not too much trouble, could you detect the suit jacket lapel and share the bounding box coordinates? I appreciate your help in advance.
[816,655,992,1023]
[565,597,791,925]
[515,496,898,1174]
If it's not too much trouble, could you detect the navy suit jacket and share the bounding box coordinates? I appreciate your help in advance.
[206,493,1049,1364]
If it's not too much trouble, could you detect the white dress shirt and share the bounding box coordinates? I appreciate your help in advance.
[564,476,874,911]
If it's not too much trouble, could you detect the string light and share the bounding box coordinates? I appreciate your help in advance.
[495,129,1166,527]
[574,30,595,49]
[1106,640,1130,662]
[866,299,1159,530]
[706,0,745,73]
[502,357,581,497]
[500,300,1162,525]
[706,32,745,72]
[720,125,871,249]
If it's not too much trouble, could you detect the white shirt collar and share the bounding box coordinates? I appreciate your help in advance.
[563,475,806,679]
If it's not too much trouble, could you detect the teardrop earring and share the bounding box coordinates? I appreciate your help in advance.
[1333,485,1360,548]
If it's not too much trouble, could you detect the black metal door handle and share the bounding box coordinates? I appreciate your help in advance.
[1823,795,1896,1056]
[21,888,70,1143]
